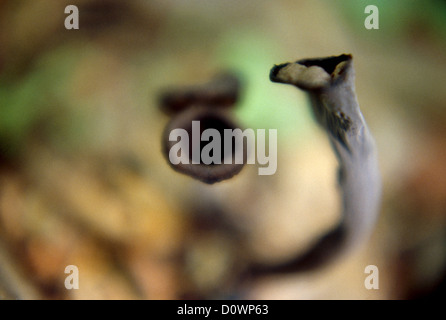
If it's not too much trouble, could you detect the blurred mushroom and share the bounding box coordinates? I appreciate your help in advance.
[159,74,246,184]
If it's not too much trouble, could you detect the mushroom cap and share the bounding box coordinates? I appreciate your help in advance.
[162,106,246,184]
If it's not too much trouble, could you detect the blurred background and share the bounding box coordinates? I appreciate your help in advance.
[0,0,445,300]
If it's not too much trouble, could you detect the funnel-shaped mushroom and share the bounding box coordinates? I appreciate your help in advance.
[248,54,381,276]
[160,74,246,184]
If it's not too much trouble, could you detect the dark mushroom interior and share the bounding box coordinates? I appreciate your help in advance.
[182,113,237,165]
[297,54,351,75]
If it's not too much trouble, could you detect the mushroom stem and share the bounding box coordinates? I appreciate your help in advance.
[250,54,381,275]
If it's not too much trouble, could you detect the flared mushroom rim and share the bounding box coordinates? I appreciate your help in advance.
[270,54,353,91]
